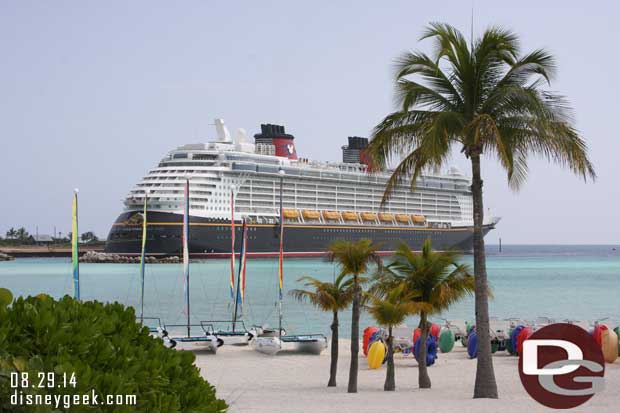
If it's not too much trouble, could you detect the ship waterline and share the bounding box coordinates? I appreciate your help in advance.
[105,211,496,257]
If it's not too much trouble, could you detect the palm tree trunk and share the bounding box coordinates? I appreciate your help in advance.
[470,154,498,399]
[348,276,360,393]
[418,312,431,388]
[328,310,339,387]
[384,326,395,391]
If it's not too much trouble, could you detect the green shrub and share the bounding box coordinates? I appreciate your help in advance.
[0,291,227,412]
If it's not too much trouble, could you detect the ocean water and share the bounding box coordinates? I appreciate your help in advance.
[0,245,618,337]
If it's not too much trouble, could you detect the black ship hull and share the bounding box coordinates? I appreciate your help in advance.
[105,211,495,257]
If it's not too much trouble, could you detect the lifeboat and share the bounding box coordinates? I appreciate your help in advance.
[302,210,321,220]
[378,213,394,222]
[342,211,359,221]
[283,209,300,219]
[322,210,341,221]
[395,214,411,223]
[412,214,426,224]
[361,212,378,221]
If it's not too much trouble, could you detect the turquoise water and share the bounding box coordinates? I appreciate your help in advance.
[1,245,619,336]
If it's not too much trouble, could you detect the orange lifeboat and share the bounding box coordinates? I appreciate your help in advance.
[395,214,411,223]
[412,214,426,224]
[322,210,341,221]
[342,211,359,221]
[283,209,300,219]
[302,210,321,220]
[378,213,394,222]
[361,212,378,221]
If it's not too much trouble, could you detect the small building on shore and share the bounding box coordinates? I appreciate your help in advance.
[32,234,53,245]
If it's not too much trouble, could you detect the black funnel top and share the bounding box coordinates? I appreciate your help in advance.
[254,124,295,142]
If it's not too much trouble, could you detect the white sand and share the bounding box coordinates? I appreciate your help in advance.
[195,339,620,412]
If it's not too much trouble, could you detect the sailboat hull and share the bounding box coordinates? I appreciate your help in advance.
[251,337,282,355]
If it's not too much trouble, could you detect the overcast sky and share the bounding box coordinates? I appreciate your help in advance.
[1,1,618,244]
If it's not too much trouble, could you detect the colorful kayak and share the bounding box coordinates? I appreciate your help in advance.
[592,324,608,347]
[601,329,618,364]
[614,327,620,356]
[506,328,516,355]
[439,328,455,353]
[367,340,386,369]
[517,326,533,355]
[413,328,421,345]
[510,325,525,356]
[467,331,478,359]
[414,335,438,366]
[363,326,378,356]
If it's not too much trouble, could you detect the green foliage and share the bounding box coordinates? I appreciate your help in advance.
[367,284,416,328]
[0,289,12,308]
[327,239,382,278]
[368,22,595,203]
[80,232,99,243]
[290,272,357,313]
[0,292,227,412]
[375,240,476,315]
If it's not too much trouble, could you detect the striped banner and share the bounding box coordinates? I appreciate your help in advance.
[229,190,235,300]
[235,219,248,316]
[182,179,190,326]
[239,219,248,315]
[71,190,80,300]
[139,192,148,323]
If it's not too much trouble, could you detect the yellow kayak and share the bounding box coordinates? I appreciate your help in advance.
[367,341,386,369]
[602,329,618,363]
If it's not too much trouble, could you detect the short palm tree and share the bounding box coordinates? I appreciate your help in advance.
[368,23,595,398]
[378,241,474,389]
[290,272,356,387]
[5,228,17,240]
[327,239,382,393]
[367,284,416,391]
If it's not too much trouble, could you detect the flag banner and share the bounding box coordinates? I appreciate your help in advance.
[229,191,235,300]
[71,191,80,300]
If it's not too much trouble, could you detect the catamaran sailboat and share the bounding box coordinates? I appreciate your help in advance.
[251,172,328,355]
[163,179,222,352]
[200,215,258,345]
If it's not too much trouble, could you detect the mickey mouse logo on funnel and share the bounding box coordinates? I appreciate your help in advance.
[518,323,605,409]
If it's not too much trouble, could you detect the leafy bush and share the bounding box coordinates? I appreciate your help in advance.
[0,290,227,412]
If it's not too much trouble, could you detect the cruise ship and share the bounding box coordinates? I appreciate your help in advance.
[105,119,498,257]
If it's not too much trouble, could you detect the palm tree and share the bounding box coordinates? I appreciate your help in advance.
[367,284,416,391]
[367,23,595,398]
[376,241,474,389]
[16,227,30,243]
[5,228,17,240]
[327,239,382,393]
[290,272,357,387]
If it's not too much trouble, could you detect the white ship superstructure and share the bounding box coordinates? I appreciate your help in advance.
[106,119,497,256]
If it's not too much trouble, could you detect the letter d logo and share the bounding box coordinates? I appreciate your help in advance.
[518,323,605,409]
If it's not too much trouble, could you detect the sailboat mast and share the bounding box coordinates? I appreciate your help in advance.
[183,179,190,337]
[229,185,236,301]
[139,192,148,324]
[71,189,80,300]
[278,170,285,338]
[232,219,247,331]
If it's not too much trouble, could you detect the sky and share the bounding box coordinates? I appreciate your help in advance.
[1,1,618,244]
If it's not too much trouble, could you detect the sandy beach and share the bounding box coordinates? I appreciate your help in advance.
[194,339,620,412]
